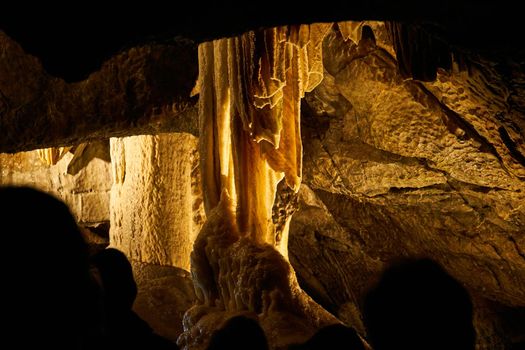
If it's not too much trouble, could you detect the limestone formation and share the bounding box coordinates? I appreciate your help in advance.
[181,24,351,350]
[132,261,197,343]
[109,133,204,269]
[196,24,331,250]
[1,17,524,350]
[0,146,111,226]
[292,22,525,348]
[0,31,198,153]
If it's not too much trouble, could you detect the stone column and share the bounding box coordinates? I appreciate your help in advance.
[109,133,204,269]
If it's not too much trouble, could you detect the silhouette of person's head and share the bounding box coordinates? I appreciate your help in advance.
[288,323,366,350]
[0,186,99,349]
[90,247,137,313]
[90,247,180,349]
[207,315,268,350]
[362,258,475,350]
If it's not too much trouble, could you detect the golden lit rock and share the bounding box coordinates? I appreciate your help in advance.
[294,22,525,348]
[109,133,204,269]
[0,149,111,226]
[197,23,331,249]
[36,146,72,166]
[180,192,338,350]
[1,17,524,350]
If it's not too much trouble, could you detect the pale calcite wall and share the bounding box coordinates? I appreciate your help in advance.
[0,150,111,225]
[110,132,204,269]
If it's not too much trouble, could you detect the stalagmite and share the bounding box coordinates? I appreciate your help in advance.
[179,24,358,350]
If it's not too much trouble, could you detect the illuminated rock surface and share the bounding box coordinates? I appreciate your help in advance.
[1,18,524,349]
[110,133,204,269]
[292,23,525,348]
[181,24,348,350]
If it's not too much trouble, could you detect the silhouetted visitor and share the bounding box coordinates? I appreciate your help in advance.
[0,186,103,349]
[288,323,366,350]
[90,247,178,349]
[362,258,476,350]
[206,315,269,350]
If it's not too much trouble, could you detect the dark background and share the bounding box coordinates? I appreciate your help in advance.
[1,1,522,82]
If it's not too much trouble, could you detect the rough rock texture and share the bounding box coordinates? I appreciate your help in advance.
[132,261,197,343]
[289,185,381,335]
[179,25,363,350]
[0,145,111,226]
[0,31,198,153]
[110,132,205,269]
[290,23,525,348]
[1,17,525,350]
[179,196,340,350]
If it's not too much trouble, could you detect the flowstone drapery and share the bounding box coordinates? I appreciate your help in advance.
[179,24,355,350]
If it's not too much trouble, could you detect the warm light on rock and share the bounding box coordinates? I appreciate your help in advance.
[109,133,204,270]
[36,146,72,166]
[196,23,331,249]
[1,15,524,349]
[180,24,348,350]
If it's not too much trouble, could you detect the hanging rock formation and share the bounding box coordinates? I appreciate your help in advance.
[1,16,524,349]
[179,24,364,350]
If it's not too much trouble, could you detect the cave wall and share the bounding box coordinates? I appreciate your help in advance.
[0,131,205,271]
[1,16,525,349]
[289,23,525,349]
[0,148,111,226]
[0,135,201,343]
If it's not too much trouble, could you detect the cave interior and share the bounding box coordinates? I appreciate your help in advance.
[1,2,524,349]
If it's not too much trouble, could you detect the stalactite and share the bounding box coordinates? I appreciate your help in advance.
[36,146,72,166]
[179,23,351,350]
[197,23,331,249]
